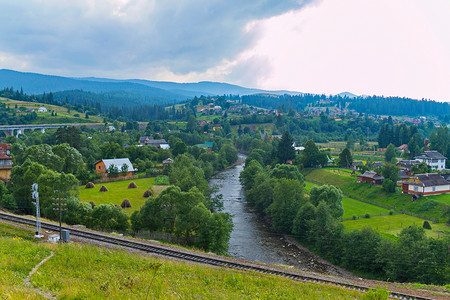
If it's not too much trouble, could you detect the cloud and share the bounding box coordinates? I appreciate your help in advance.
[0,0,315,77]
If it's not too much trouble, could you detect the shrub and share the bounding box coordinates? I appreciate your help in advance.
[121,199,132,208]
[423,220,432,230]
[364,213,371,219]
[154,175,169,185]
[85,182,95,189]
[352,215,357,220]
[99,185,108,192]
[389,211,394,215]
[361,285,390,300]
[128,181,138,189]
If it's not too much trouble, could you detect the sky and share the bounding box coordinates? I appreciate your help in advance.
[0,0,449,101]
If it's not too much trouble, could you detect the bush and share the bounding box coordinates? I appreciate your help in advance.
[389,210,394,215]
[364,213,371,219]
[154,175,169,185]
[352,215,357,220]
[382,178,395,193]
[361,285,390,300]
[423,220,432,230]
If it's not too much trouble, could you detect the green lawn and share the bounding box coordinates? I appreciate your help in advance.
[304,180,389,219]
[79,177,166,215]
[343,214,449,239]
[426,194,450,205]
[342,197,389,219]
[306,168,450,222]
[0,222,363,300]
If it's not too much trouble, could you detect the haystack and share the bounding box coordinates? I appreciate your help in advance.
[127,181,138,189]
[99,185,108,192]
[143,189,153,198]
[121,199,132,208]
[85,182,95,189]
[89,201,96,208]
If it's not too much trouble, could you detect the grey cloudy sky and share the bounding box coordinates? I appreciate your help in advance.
[1,0,449,100]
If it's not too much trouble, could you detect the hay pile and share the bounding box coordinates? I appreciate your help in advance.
[89,201,96,208]
[85,182,95,189]
[143,189,153,198]
[121,199,132,208]
[99,185,108,192]
[127,181,138,189]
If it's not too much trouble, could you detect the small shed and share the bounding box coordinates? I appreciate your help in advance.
[48,234,60,243]
[357,171,384,185]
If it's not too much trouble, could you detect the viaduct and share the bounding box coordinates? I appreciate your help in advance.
[0,124,103,137]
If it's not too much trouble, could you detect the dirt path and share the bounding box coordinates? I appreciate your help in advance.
[24,251,56,300]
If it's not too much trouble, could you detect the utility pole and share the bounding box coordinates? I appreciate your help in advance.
[31,183,44,239]
[52,190,67,242]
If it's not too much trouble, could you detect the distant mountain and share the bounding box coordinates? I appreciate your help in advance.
[0,69,303,103]
[336,92,358,99]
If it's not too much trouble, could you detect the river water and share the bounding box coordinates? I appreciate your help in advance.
[209,154,353,277]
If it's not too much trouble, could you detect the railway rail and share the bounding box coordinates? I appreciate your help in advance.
[0,211,433,300]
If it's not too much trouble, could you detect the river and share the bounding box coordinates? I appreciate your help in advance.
[209,154,354,277]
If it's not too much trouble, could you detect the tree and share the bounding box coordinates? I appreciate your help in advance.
[300,140,327,168]
[277,132,295,163]
[186,115,197,133]
[107,164,119,178]
[382,178,396,193]
[121,163,129,174]
[91,204,129,231]
[52,143,84,175]
[271,164,303,181]
[309,185,344,218]
[268,178,306,232]
[292,202,316,242]
[338,148,353,168]
[346,135,354,150]
[239,159,263,189]
[385,143,396,163]
[168,154,208,194]
[172,141,188,157]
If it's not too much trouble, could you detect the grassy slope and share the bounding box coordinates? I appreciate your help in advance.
[305,168,450,236]
[0,97,103,124]
[305,180,389,218]
[343,214,450,239]
[306,168,449,222]
[79,177,168,215]
[0,222,362,300]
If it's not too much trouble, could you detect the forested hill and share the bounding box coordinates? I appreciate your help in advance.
[242,93,449,118]
[0,69,299,104]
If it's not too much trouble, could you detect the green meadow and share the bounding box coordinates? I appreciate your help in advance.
[343,214,450,239]
[0,222,363,300]
[79,177,168,215]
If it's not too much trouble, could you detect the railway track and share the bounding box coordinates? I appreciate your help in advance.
[0,211,434,300]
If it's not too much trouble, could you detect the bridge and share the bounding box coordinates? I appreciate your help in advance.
[0,123,103,137]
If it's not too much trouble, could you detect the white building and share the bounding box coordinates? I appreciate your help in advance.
[414,151,447,170]
[37,107,47,112]
[402,173,450,196]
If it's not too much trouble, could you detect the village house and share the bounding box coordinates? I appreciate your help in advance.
[0,143,13,181]
[163,158,174,166]
[414,151,447,171]
[37,106,47,112]
[402,173,450,196]
[396,159,420,171]
[95,158,137,178]
[194,142,213,152]
[139,136,170,149]
[357,171,384,185]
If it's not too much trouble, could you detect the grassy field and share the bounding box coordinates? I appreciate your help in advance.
[79,177,168,215]
[426,194,450,206]
[342,197,390,219]
[304,179,390,218]
[306,168,450,222]
[0,97,103,124]
[0,222,363,299]
[343,214,450,239]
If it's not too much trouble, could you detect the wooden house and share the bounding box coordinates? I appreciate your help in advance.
[95,158,137,178]
[357,171,384,185]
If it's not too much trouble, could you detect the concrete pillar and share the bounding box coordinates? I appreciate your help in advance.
[16,129,22,137]
[41,128,46,133]
[2,129,14,137]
